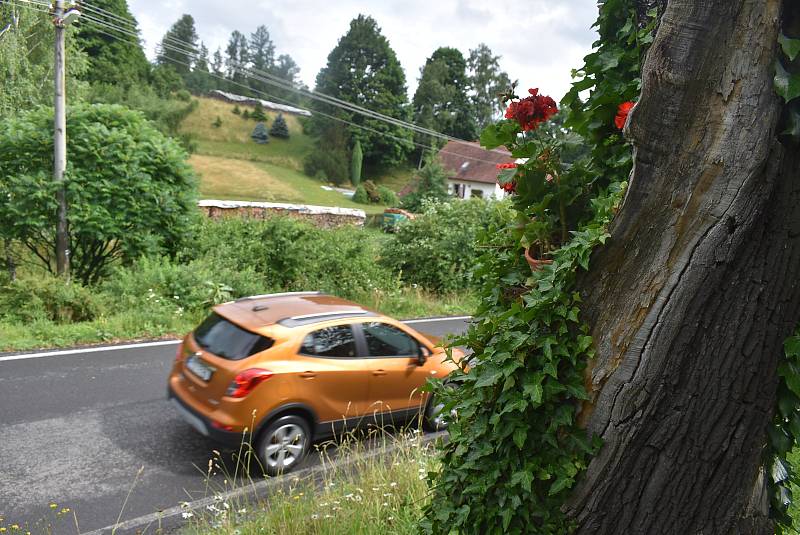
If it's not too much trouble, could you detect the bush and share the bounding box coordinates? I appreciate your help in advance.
[232,105,241,115]
[381,198,513,292]
[269,113,290,139]
[212,116,222,128]
[183,217,395,300]
[401,155,450,212]
[378,185,398,206]
[0,275,101,323]
[251,102,267,122]
[174,89,192,102]
[363,180,381,203]
[251,122,269,144]
[303,151,349,185]
[242,109,251,120]
[0,104,199,285]
[352,185,369,204]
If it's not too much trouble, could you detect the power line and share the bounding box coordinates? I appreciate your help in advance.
[77,0,467,144]
[13,4,509,166]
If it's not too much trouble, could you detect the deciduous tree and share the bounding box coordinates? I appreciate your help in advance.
[467,43,511,130]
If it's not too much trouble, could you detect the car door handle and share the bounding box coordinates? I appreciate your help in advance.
[372,370,387,376]
[299,371,317,379]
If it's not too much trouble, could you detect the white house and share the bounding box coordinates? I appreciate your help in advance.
[437,141,515,199]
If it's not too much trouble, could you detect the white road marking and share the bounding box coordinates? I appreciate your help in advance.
[0,316,471,363]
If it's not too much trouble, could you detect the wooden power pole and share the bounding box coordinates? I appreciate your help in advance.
[53,0,69,278]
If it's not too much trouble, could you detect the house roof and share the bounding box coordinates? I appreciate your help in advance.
[438,141,513,184]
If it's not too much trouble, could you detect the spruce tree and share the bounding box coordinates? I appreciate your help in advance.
[251,122,269,144]
[312,15,412,169]
[74,0,149,86]
[269,113,290,139]
[251,102,267,121]
[156,14,198,80]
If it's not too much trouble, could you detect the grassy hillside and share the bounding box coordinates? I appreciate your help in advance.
[181,97,414,213]
[182,97,361,208]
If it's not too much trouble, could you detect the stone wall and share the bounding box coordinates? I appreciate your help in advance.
[198,200,365,229]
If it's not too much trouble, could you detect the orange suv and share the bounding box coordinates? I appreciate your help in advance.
[167,292,462,475]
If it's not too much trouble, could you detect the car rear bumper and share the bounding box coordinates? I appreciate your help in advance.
[167,383,244,447]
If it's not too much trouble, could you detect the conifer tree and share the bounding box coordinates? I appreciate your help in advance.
[269,113,290,139]
[251,122,269,143]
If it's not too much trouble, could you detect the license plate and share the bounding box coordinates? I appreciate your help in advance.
[185,354,213,381]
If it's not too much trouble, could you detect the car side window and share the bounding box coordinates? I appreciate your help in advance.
[300,325,357,358]
[362,322,419,357]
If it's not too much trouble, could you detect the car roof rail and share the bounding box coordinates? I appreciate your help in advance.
[235,291,324,302]
[277,310,376,327]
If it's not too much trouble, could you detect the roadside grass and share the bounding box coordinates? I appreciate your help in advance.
[181,429,438,535]
[0,288,475,353]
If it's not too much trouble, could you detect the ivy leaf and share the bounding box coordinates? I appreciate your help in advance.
[779,33,800,62]
[510,469,534,492]
[513,427,527,449]
[774,60,800,103]
[474,367,504,388]
[548,475,573,496]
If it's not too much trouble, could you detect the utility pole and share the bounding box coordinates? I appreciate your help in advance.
[53,0,69,278]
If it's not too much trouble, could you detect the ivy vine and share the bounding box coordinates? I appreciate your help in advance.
[421,2,657,534]
[767,4,800,532]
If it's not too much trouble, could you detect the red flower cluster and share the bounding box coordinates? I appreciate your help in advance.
[615,101,634,129]
[500,180,517,194]
[496,162,517,169]
[504,88,558,131]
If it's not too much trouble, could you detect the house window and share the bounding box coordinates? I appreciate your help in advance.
[471,189,483,199]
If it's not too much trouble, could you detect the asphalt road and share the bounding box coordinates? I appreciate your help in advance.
[0,316,468,534]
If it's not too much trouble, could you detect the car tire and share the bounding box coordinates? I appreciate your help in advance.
[256,414,312,476]
[423,393,452,432]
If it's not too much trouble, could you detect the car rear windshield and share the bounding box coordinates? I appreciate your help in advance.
[193,313,274,360]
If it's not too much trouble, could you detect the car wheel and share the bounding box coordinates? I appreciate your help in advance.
[256,415,311,476]
[423,393,454,432]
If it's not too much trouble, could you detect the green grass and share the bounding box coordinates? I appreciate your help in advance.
[0,288,475,353]
[181,430,438,535]
[193,154,389,215]
[180,97,415,212]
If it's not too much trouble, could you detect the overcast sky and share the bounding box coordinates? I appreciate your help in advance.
[128,0,599,102]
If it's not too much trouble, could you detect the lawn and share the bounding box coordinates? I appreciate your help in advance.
[191,154,389,215]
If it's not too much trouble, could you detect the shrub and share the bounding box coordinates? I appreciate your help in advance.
[101,256,266,315]
[0,104,199,285]
[183,217,395,300]
[251,102,267,122]
[174,89,192,102]
[378,185,398,206]
[401,155,450,212]
[303,150,349,185]
[363,180,381,203]
[269,113,290,139]
[251,122,269,144]
[242,109,251,120]
[0,275,102,323]
[352,185,369,204]
[232,105,241,115]
[381,198,514,292]
[212,116,222,128]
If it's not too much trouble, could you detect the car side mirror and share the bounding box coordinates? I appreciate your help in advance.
[417,346,430,366]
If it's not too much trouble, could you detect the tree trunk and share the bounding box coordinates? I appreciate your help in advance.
[566,1,800,533]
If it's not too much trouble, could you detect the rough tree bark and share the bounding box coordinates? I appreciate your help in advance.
[566,1,800,533]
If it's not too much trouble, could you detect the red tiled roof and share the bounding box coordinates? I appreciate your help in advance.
[438,141,513,184]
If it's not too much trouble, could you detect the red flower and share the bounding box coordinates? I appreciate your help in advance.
[615,101,635,129]
[496,162,517,169]
[500,180,517,194]
[504,88,558,131]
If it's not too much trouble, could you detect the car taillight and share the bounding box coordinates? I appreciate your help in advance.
[225,368,273,398]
